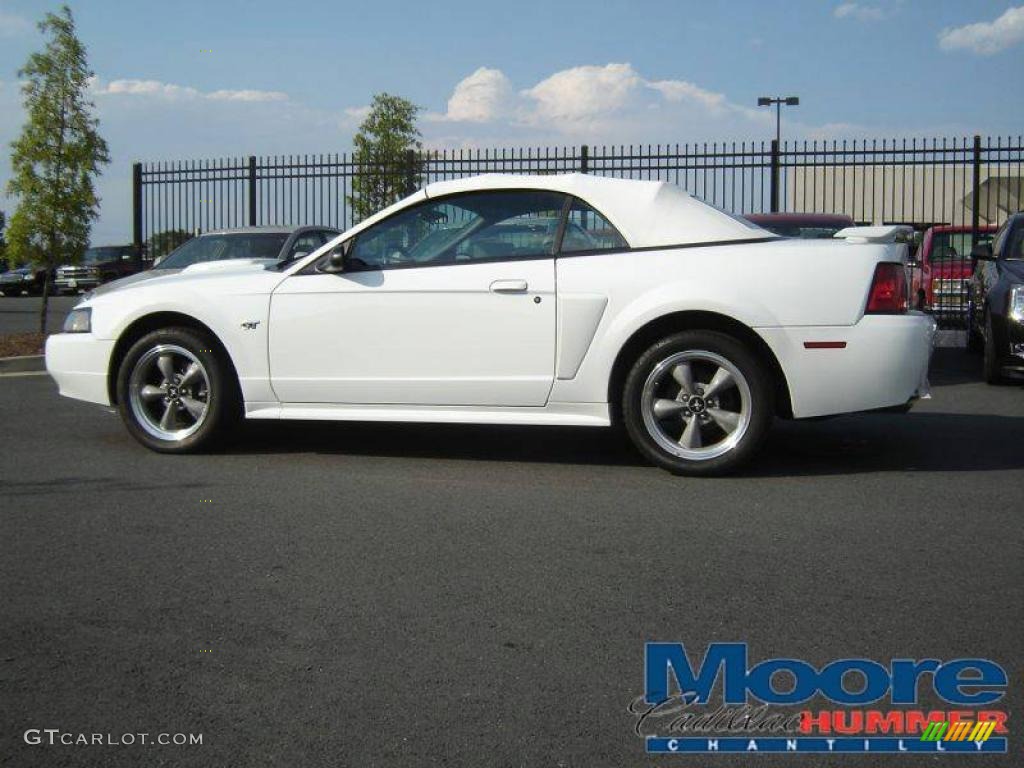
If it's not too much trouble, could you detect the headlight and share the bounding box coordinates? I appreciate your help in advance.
[63,307,92,333]
[1011,285,1024,323]
[23,273,34,281]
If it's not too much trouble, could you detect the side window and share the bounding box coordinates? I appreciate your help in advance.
[288,232,324,261]
[560,198,628,253]
[347,190,567,271]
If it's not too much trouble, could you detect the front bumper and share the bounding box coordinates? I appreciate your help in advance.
[757,313,937,419]
[55,277,101,292]
[45,333,115,406]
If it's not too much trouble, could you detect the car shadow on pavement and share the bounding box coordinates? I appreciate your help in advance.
[745,411,1024,477]
[234,409,1024,476]
[239,419,642,467]
[928,347,987,385]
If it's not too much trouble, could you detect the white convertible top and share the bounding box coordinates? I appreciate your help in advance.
[307,173,773,266]
[423,173,770,248]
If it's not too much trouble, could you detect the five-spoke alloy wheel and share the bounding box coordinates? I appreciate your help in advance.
[128,344,211,441]
[623,331,773,475]
[117,327,239,453]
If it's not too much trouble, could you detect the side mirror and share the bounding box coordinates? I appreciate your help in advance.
[290,251,309,262]
[319,245,347,273]
[971,242,994,261]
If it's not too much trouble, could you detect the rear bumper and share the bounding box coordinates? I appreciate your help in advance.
[757,313,936,419]
[45,333,115,406]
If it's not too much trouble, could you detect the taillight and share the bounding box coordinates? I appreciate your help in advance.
[866,262,908,314]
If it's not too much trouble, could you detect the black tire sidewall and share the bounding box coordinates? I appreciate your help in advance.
[983,313,1003,385]
[116,327,238,453]
[622,331,773,476]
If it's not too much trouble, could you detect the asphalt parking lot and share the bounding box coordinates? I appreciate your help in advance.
[1,348,1021,767]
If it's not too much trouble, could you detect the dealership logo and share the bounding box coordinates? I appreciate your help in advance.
[921,720,996,743]
[633,643,1009,754]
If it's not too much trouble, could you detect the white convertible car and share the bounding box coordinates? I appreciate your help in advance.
[47,174,935,474]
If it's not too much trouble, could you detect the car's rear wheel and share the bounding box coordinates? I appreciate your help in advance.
[116,327,239,452]
[622,331,773,475]
[982,313,1004,385]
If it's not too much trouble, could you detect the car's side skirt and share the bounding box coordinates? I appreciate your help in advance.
[243,400,611,427]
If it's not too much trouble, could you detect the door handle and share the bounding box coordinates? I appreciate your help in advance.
[489,279,529,293]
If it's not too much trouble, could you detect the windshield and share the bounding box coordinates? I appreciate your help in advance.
[83,247,130,264]
[930,231,993,261]
[157,233,289,269]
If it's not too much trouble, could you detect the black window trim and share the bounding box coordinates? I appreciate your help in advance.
[555,195,630,257]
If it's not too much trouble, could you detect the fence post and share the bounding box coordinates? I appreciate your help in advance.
[970,135,982,245]
[132,162,143,259]
[247,155,257,226]
[580,144,589,174]
[404,149,418,196]
[769,140,780,213]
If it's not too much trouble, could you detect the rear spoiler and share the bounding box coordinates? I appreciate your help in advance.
[833,225,914,244]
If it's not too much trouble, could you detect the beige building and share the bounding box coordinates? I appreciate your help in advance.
[785,164,1022,226]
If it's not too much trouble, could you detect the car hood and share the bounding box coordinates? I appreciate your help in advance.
[999,262,1024,282]
[88,258,278,298]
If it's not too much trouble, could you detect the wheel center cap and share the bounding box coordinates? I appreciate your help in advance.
[688,395,706,413]
[168,386,179,398]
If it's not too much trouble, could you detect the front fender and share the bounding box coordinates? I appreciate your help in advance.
[89,281,276,403]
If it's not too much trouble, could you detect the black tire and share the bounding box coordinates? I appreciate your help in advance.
[116,326,240,453]
[966,299,983,353]
[982,313,1003,385]
[622,331,774,476]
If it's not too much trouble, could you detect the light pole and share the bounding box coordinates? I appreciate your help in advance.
[757,96,799,146]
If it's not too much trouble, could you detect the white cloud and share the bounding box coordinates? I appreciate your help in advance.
[646,79,727,112]
[939,6,1024,55]
[93,78,287,102]
[344,105,371,122]
[521,63,642,124]
[834,3,886,21]
[207,88,287,103]
[0,8,30,37]
[427,63,756,142]
[439,67,513,123]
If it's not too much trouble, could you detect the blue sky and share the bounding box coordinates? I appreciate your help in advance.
[1,0,1022,243]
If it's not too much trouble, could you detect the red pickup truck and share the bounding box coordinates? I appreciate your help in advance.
[910,225,996,313]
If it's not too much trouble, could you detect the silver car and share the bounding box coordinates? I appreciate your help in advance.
[93,225,340,296]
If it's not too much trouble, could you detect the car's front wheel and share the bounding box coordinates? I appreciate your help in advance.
[116,327,239,453]
[966,298,983,353]
[622,331,774,475]
[982,313,1004,385]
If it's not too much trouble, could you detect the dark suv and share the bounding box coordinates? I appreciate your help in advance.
[55,245,144,294]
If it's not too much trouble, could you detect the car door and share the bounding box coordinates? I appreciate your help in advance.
[268,189,564,406]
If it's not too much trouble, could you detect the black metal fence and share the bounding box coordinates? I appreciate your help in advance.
[133,135,1023,326]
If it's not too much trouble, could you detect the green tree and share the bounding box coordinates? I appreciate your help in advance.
[146,228,192,261]
[348,93,422,223]
[6,5,109,333]
[0,210,7,268]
